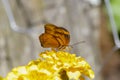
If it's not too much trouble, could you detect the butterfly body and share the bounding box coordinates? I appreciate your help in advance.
[39,24,70,50]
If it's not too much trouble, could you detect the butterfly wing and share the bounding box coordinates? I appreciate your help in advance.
[54,27,70,49]
[39,23,70,50]
[39,33,60,48]
[44,24,56,34]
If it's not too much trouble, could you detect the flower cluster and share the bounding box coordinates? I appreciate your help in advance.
[2,51,94,80]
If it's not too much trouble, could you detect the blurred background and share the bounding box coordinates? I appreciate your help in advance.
[0,0,120,80]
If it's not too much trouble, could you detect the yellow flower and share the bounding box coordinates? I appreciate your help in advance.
[0,76,3,80]
[3,51,94,80]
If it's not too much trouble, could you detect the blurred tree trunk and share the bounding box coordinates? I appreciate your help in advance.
[100,1,120,80]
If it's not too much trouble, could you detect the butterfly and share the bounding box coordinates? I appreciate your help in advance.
[39,23,70,50]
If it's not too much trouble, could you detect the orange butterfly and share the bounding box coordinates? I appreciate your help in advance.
[39,24,70,50]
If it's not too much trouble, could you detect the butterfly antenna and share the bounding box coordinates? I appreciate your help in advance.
[70,41,85,47]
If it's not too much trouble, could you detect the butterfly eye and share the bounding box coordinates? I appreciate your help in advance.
[39,23,70,50]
